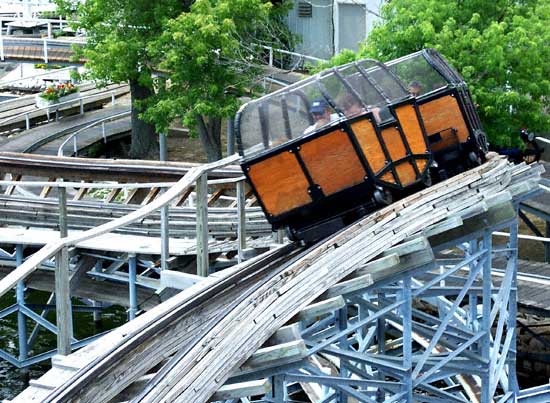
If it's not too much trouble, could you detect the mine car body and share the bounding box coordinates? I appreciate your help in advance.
[235,49,488,241]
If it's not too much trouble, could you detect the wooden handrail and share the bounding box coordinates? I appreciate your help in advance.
[0,153,240,300]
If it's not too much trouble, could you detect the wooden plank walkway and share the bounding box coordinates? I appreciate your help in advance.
[0,227,273,256]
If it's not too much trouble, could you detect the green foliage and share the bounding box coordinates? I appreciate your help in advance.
[55,0,184,87]
[325,0,550,147]
[55,0,292,160]
[141,0,275,135]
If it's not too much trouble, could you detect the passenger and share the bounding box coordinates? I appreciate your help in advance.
[340,94,365,118]
[408,80,422,97]
[304,98,335,134]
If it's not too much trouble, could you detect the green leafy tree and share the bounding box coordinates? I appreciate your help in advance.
[142,0,289,162]
[57,0,292,161]
[327,0,550,147]
[55,0,190,158]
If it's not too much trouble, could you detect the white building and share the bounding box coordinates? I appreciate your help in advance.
[286,0,384,59]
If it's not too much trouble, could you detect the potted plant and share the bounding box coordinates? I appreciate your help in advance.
[35,82,80,108]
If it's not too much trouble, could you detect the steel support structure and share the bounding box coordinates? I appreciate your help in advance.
[220,217,525,403]
[0,243,137,368]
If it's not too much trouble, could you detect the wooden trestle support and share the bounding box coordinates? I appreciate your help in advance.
[7,156,550,403]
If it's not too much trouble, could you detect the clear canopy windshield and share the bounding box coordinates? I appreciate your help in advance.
[237,51,450,158]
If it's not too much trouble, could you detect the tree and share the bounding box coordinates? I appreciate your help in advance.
[327,0,550,147]
[56,0,190,158]
[141,0,289,162]
[58,0,292,161]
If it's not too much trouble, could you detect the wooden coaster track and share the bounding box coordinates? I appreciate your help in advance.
[7,155,544,402]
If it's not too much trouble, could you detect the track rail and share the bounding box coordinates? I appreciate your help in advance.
[0,151,242,181]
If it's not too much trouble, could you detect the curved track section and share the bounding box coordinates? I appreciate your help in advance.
[10,156,544,403]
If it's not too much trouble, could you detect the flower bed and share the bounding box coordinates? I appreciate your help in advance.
[36,83,80,108]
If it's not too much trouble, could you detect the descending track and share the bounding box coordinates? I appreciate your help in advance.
[8,155,544,402]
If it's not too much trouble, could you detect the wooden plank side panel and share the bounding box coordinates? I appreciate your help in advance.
[419,95,470,151]
[381,127,407,161]
[394,104,428,155]
[248,152,311,217]
[351,119,386,174]
[299,130,365,197]
[381,127,418,186]
[395,162,417,186]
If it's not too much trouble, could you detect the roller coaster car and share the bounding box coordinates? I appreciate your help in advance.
[235,49,488,242]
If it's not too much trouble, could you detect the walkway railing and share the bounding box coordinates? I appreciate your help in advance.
[0,65,76,89]
[0,87,121,130]
[57,109,131,156]
[0,35,85,63]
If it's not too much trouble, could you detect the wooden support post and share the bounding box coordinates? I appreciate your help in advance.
[196,174,209,277]
[159,140,169,271]
[55,246,71,356]
[237,179,246,263]
[58,185,68,238]
[56,183,71,355]
[128,254,137,320]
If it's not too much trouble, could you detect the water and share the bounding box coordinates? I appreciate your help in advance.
[0,289,126,399]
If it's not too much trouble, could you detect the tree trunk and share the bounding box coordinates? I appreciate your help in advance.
[196,115,223,162]
[129,79,157,159]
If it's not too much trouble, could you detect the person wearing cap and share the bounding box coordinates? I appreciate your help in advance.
[304,98,334,134]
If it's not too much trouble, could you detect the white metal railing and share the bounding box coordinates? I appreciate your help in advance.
[0,88,120,130]
[536,136,550,146]
[57,110,131,157]
[0,65,76,88]
[0,35,85,63]
[260,45,327,68]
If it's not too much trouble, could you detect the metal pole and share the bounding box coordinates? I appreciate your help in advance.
[92,262,102,326]
[79,98,84,114]
[111,92,115,106]
[25,114,30,130]
[402,276,413,401]
[269,46,273,67]
[508,218,519,393]
[196,174,209,276]
[545,220,550,263]
[237,179,246,263]
[481,230,492,403]
[159,133,167,161]
[0,28,4,62]
[43,38,48,63]
[47,22,52,39]
[226,117,234,155]
[159,133,169,271]
[128,254,137,320]
[16,244,28,362]
[102,122,106,143]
